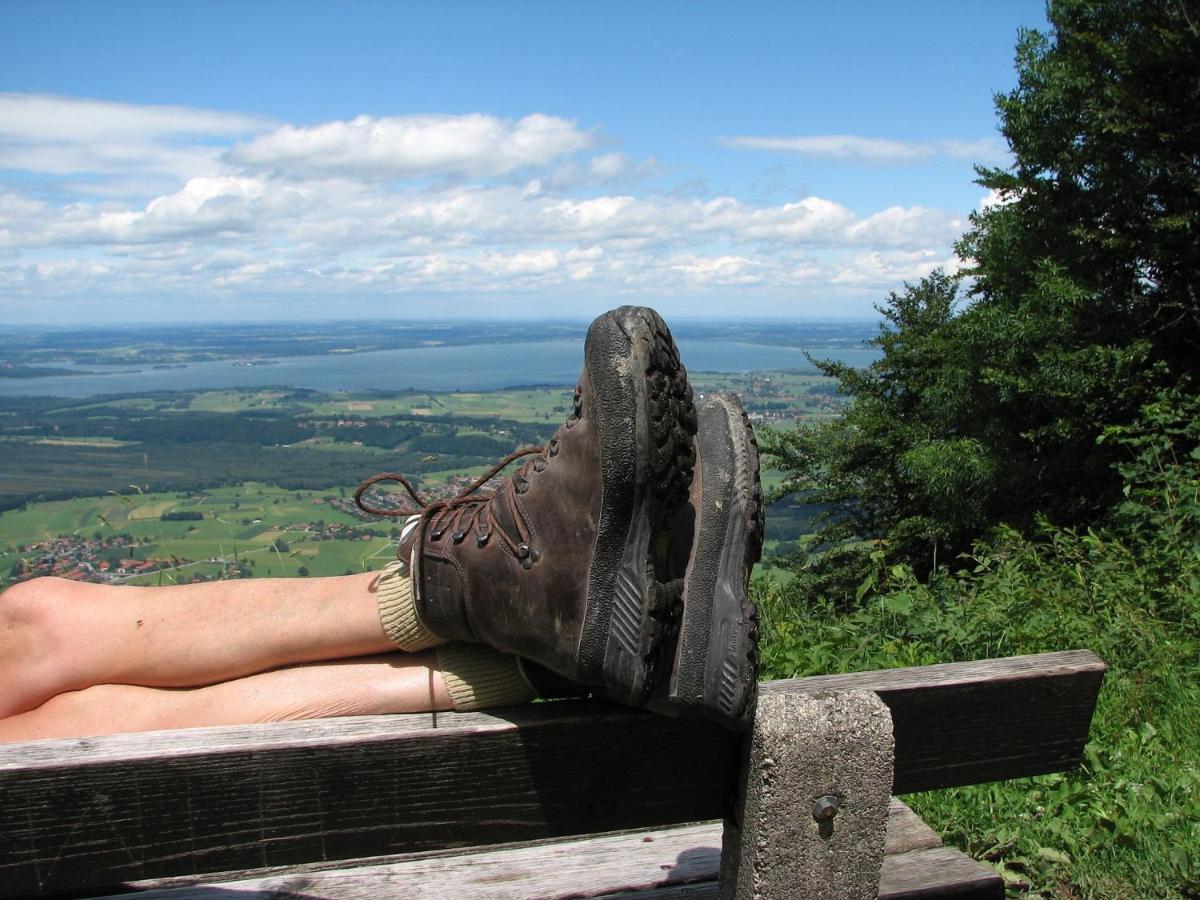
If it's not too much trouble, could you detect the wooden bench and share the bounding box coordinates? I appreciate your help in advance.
[0,649,1105,899]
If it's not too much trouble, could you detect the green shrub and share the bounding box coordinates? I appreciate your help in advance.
[758,393,1200,897]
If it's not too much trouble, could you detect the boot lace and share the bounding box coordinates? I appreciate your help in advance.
[354,439,563,567]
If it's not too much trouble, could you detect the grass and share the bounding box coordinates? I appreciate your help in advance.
[0,483,400,585]
[301,387,574,423]
[176,378,842,425]
[188,389,293,412]
[755,499,1200,897]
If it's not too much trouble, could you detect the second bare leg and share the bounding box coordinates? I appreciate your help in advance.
[0,650,453,743]
[0,571,399,717]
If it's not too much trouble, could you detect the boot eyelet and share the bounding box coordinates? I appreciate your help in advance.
[452,530,467,544]
[515,478,529,494]
[521,556,534,570]
[532,458,547,473]
[516,542,530,558]
[565,415,578,429]
[529,547,542,563]
[431,527,446,541]
[476,533,490,548]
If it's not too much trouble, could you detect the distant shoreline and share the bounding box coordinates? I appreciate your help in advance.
[0,325,880,399]
[0,318,878,368]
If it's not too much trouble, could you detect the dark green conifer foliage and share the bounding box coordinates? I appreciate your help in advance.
[769,0,1200,581]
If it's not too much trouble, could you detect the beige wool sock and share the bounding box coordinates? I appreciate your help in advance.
[437,643,538,712]
[375,559,446,652]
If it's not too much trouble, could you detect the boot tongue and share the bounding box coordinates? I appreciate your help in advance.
[396,513,423,566]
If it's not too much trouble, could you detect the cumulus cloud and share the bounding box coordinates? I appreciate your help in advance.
[830,249,958,286]
[977,187,1017,211]
[847,205,965,246]
[227,113,594,179]
[721,133,1007,166]
[0,92,976,311]
[670,254,762,286]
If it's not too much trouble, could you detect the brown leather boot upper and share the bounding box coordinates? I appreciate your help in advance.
[414,371,609,680]
[360,306,696,699]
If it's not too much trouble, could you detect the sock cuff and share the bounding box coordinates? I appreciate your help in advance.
[376,560,444,652]
[437,643,537,712]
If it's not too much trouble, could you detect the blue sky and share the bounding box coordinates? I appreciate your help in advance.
[0,0,1049,323]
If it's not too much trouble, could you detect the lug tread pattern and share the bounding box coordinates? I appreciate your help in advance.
[601,307,696,702]
[610,568,644,656]
[723,395,763,725]
[638,308,697,514]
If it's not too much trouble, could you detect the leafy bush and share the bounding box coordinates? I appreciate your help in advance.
[758,392,1200,897]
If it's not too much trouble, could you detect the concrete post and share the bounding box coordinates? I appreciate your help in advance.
[719,690,894,900]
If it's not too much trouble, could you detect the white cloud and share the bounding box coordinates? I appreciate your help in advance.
[589,152,630,180]
[0,93,268,182]
[830,249,958,287]
[977,187,1016,210]
[847,206,964,246]
[0,93,265,143]
[721,134,1007,166]
[227,113,594,179]
[0,93,977,313]
[670,254,762,285]
[733,197,858,242]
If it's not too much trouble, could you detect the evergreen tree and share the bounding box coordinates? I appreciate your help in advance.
[769,0,1200,585]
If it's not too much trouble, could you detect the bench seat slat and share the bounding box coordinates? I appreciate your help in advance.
[113,804,998,900]
[117,800,940,895]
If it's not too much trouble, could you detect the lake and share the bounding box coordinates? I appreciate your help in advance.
[0,339,879,398]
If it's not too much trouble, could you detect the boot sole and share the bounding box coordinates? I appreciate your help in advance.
[578,306,696,704]
[669,392,762,729]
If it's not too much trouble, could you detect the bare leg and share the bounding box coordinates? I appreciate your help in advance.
[0,650,453,743]
[0,572,399,718]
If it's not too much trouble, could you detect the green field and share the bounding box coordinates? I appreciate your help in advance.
[180,386,577,423]
[0,483,401,586]
[0,382,824,587]
[182,377,838,424]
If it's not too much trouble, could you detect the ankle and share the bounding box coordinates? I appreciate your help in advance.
[436,644,536,712]
[375,560,446,651]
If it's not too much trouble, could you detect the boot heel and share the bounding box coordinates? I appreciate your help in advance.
[670,393,763,729]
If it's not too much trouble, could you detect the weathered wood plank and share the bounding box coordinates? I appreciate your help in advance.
[605,842,1006,900]
[605,842,1008,900]
[114,823,722,899]
[766,649,1105,793]
[878,846,1005,899]
[112,800,927,893]
[0,650,1102,897]
[111,807,982,900]
[885,798,942,855]
[0,704,738,898]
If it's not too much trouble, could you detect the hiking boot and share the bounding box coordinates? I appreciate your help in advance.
[525,392,764,728]
[358,306,696,705]
[664,392,763,729]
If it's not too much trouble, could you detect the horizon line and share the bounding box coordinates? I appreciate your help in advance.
[0,314,884,330]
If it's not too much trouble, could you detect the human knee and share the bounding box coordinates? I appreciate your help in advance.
[0,577,61,636]
[0,580,82,715]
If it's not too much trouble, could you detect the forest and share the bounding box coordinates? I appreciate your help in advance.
[760,2,1199,895]
[0,391,558,513]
